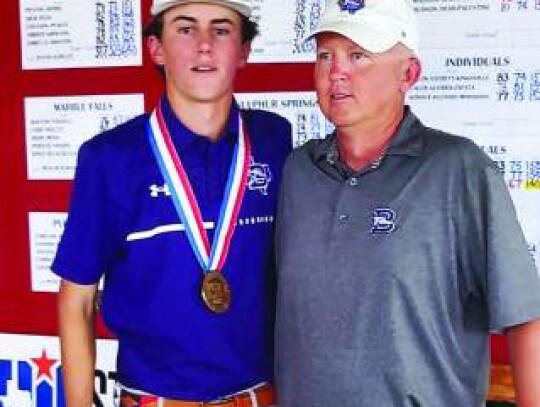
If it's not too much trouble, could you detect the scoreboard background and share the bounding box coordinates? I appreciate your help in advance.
[1,1,538,404]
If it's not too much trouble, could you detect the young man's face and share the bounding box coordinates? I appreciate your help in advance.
[314,32,418,131]
[148,3,250,105]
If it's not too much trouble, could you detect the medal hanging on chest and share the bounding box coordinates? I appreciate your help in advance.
[201,270,231,313]
[146,99,251,313]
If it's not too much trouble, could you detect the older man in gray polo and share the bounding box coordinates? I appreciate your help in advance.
[274,0,540,406]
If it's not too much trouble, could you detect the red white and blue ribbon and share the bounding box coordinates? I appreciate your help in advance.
[146,101,251,272]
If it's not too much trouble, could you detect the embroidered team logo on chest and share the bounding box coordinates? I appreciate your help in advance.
[371,208,396,234]
[248,156,272,195]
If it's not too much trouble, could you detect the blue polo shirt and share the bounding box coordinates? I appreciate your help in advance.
[52,96,292,401]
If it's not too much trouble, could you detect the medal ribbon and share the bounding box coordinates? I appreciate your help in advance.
[146,101,251,272]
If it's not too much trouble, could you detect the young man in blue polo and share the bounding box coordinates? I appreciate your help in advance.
[275,0,540,406]
[53,1,291,406]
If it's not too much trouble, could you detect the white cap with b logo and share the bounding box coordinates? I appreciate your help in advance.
[307,0,419,55]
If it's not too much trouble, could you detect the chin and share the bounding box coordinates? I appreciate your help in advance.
[192,86,232,101]
[327,112,352,127]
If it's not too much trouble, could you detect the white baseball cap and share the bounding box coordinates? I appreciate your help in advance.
[308,0,419,55]
[150,0,252,18]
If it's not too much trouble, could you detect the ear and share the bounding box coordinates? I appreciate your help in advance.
[401,57,422,92]
[147,35,165,66]
[238,42,251,68]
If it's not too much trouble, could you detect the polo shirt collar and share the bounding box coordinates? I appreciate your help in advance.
[312,106,425,164]
[387,106,424,157]
[158,95,240,149]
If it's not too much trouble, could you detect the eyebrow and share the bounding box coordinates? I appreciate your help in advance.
[170,15,235,26]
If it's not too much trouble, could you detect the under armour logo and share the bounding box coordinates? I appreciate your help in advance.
[150,183,171,197]
[371,208,396,234]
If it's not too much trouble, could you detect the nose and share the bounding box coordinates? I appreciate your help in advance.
[197,31,212,54]
[328,57,348,82]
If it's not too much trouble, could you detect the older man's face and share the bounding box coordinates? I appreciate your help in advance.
[314,32,417,131]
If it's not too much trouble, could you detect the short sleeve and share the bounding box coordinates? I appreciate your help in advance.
[484,165,540,330]
[51,139,117,285]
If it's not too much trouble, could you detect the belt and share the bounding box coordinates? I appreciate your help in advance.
[119,384,275,407]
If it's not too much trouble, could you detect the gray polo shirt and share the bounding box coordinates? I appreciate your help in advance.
[274,109,540,407]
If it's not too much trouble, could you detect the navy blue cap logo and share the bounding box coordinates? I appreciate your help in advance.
[338,0,365,14]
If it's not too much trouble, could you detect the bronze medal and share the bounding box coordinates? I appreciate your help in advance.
[148,107,249,315]
[201,270,231,313]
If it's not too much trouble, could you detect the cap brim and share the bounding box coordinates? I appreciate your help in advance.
[305,19,401,54]
[151,0,251,17]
